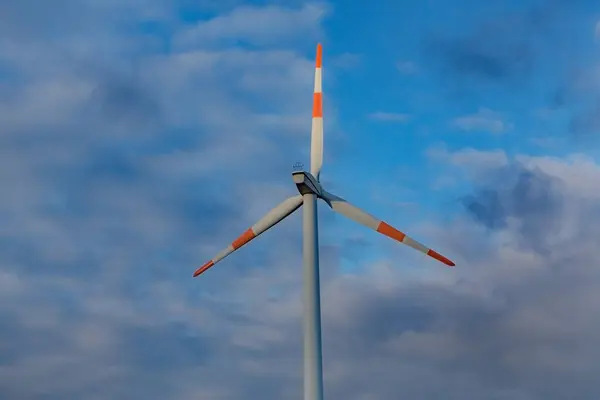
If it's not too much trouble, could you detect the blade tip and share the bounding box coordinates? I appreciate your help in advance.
[428,249,455,267]
[316,43,322,67]
[193,260,214,277]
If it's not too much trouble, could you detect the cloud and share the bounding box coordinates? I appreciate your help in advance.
[427,147,509,188]
[424,1,598,141]
[0,1,322,398]
[419,154,600,396]
[426,1,573,84]
[4,0,600,399]
[331,52,362,69]
[368,111,411,122]
[173,3,330,49]
[451,108,510,134]
[428,147,509,171]
[515,154,600,200]
[319,151,600,396]
[396,60,419,75]
[552,67,600,139]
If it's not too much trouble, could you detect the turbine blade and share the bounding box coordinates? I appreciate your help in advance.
[321,191,455,267]
[310,43,323,180]
[193,195,303,277]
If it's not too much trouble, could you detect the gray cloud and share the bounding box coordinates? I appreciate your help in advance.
[425,1,600,139]
[0,0,343,397]
[427,0,575,84]
[323,157,600,399]
[460,164,566,254]
[552,70,600,139]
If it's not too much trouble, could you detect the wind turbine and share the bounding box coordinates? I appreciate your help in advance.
[193,43,455,400]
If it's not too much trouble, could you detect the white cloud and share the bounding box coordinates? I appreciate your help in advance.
[0,78,94,131]
[516,154,600,200]
[331,52,362,68]
[396,60,419,75]
[427,146,509,170]
[430,148,600,201]
[451,108,510,134]
[368,111,411,122]
[174,3,329,49]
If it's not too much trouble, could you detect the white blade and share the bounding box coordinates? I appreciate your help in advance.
[321,191,455,267]
[310,43,323,180]
[193,195,303,277]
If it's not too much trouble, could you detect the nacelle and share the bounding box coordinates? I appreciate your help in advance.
[292,171,323,197]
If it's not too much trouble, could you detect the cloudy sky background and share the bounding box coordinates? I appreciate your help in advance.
[2,0,600,398]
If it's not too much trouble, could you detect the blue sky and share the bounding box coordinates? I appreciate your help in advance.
[3,0,600,398]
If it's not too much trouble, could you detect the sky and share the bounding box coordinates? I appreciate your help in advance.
[2,0,600,398]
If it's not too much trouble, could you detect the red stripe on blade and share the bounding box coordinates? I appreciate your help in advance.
[315,43,322,68]
[376,221,407,243]
[232,228,256,249]
[193,260,215,277]
[427,249,455,267]
[313,93,322,117]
